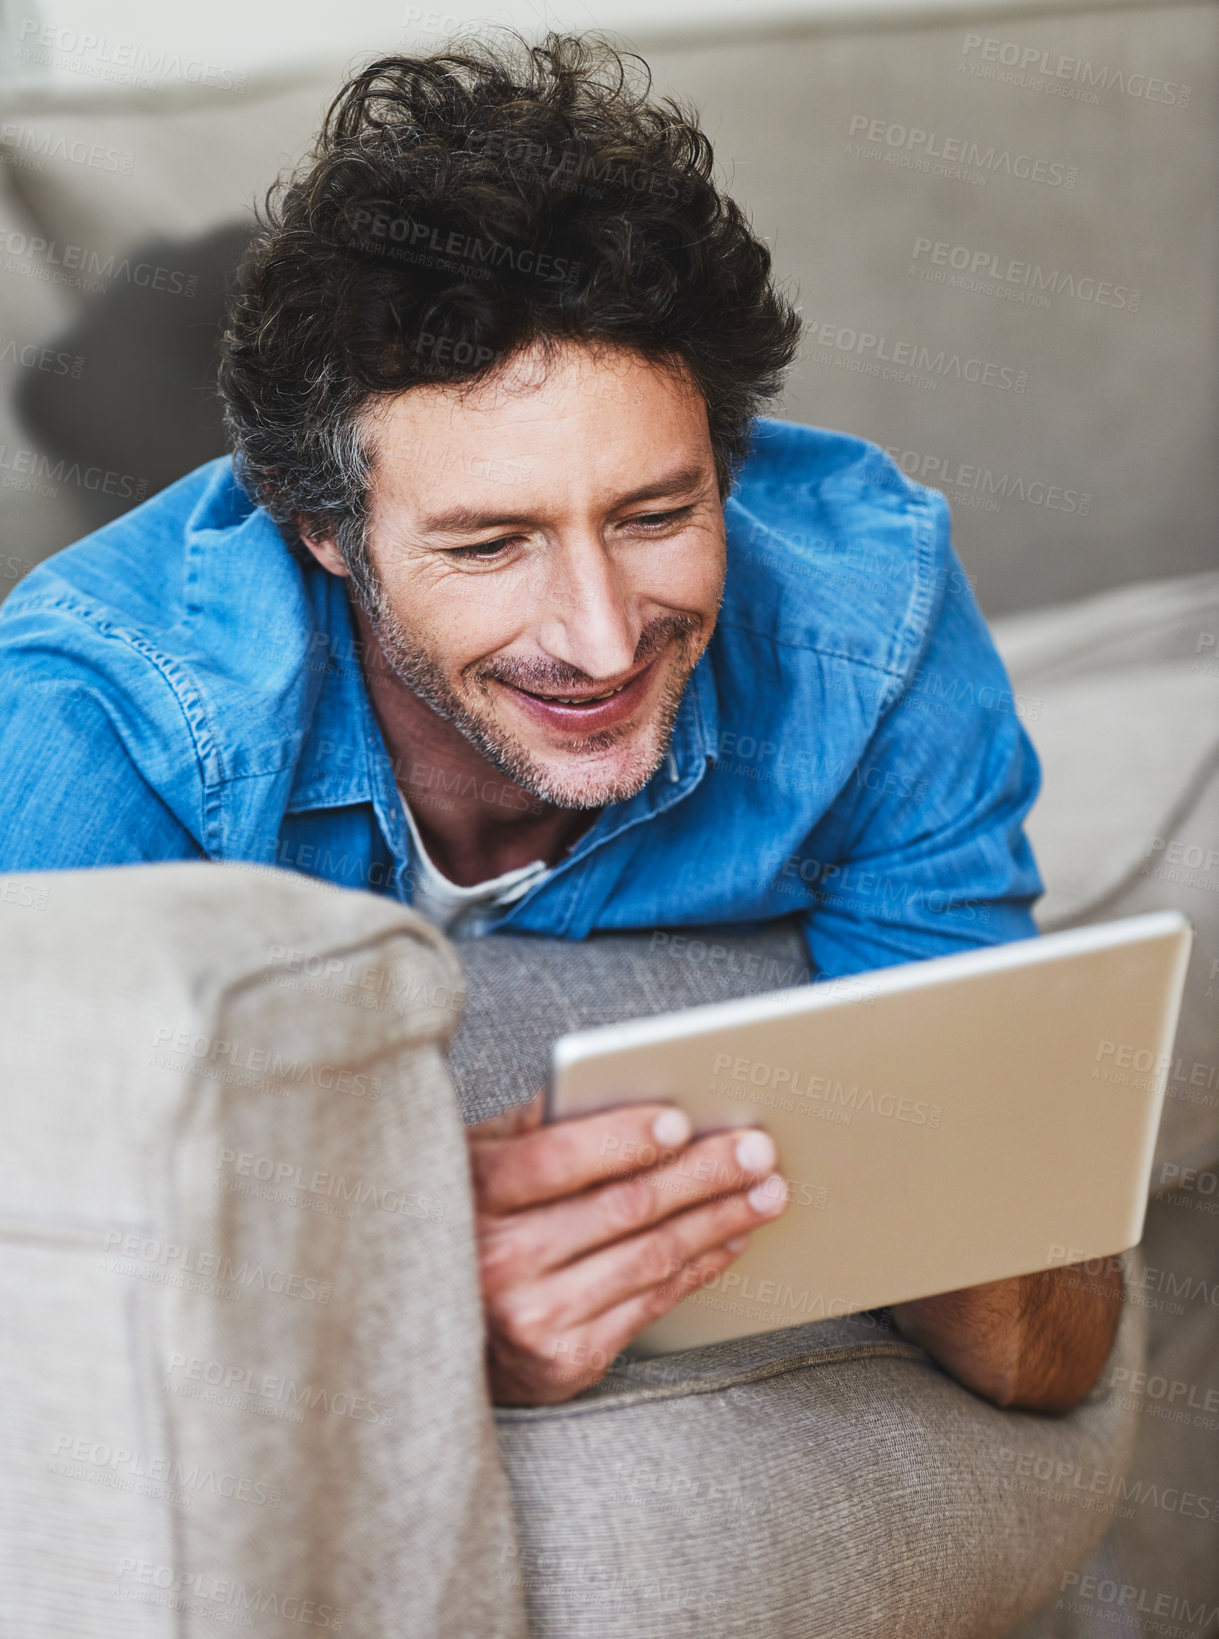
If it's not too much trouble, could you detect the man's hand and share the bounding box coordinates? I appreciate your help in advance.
[466,1094,789,1405]
[891,1256,1125,1414]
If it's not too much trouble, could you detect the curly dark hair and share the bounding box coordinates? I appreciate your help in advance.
[218,29,802,602]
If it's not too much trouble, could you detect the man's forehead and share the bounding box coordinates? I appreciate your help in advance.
[362,343,712,527]
[369,337,697,436]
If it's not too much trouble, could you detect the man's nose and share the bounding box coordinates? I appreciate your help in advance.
[531,538,644,680]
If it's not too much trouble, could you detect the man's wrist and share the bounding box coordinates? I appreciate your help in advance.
[892,1259,1125,1414]
[892,1279,1024,1407]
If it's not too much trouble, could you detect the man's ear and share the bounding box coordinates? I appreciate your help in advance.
[295,521,349,578]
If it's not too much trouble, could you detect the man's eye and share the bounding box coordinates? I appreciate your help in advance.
[446,507,690,560]
[631,506,691,529]
[448,537,515,561]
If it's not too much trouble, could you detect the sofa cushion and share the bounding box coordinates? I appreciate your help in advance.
[1009,1191,1219,1639]
[494,1263,1146,1639]
[1,77,336,268]
[993,571,1219,931]
[993,571,1219,1181]
[0,156,87,578]
[447,917,811,1124]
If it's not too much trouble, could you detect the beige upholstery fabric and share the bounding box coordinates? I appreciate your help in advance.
[0,861,525,1639]
[1009,1197,1219,1639]
[994,574,1219,1184]
[497,1282,1145,1639]
[993,571,1219,935]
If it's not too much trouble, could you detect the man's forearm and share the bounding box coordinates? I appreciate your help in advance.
[891,1258,1125,1414]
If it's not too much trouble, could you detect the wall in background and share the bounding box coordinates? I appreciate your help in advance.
[0,0,1183,92]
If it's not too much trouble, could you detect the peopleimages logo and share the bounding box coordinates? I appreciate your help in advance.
[217,1148,443,1223]
[112,1560,344,1631]
[100,1229,332,1303]
[0,444,147,504]
[909,236,1140,313]
[960,34,1191,107]
[0,121,135,174]
[0,333,84,377]
[806,319,1027,393]
[0,226,198,297]
[1057,1570,1218,1631]
[847,113,1077,188]
[711,1051,943,1127]
[14,20,247,91]
[49,1433,278,1507]
[168,1352,395,1426]
[349,207,581,284]
[883,446,1090,517]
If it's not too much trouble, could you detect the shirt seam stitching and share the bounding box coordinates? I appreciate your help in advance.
[3,590,224,850]
[712,616,905,677]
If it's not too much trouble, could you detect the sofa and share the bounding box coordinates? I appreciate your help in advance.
[1,4,1216,1632]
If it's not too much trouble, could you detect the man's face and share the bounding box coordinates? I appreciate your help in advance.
[320,339,726,808]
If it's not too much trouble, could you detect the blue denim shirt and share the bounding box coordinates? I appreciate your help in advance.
[0,417,1043,978]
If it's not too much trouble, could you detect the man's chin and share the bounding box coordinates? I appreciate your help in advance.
[494,736,666,809]
[465,711,670,809]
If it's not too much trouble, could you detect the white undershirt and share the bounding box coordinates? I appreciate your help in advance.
[400,794,552,937]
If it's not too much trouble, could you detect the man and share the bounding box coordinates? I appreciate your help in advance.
[0,33,1120,1407]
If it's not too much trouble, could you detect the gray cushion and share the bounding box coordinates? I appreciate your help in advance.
[447,917,811,1124]
[495,1271,1145,1639]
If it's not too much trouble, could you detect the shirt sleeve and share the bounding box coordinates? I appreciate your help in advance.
[799,497,1045,980]
[0,667,205,871]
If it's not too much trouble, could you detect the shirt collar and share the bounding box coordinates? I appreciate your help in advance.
[285,568,380,812]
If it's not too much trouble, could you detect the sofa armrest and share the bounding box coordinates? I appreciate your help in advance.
[0,861,525,1639]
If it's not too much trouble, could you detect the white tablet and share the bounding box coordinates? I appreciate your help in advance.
[547,910,1192,1353]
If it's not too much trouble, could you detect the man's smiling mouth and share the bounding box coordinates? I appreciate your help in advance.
[491,657,661,727]
[517,680,633,706]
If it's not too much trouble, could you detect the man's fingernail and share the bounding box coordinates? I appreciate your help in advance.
[735,1130,776,1174]
[652,1108,692,1147]
[748,1175,788,1215]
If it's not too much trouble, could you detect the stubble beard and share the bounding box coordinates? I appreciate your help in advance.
[352,571,708,810]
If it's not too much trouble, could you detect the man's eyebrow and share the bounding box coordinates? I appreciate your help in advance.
[415,463,709,536]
